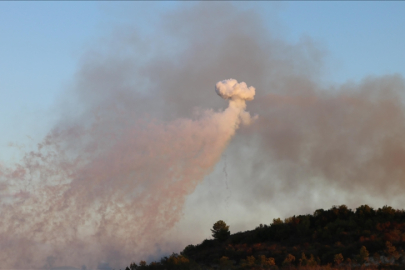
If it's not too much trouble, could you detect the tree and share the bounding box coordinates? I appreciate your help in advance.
[282,254,295,268]
[259,255,275,268]
[307,255,318,267]
[219,256,233,270]
[163,253,190,270]
[272,218,283,225]
[334,253,344,266]
[299,253,308,266]
[357,246,369,265]
[137,261,147,270]
[211,220,230,242]
[246,256,255,266]
[385,241,399,261]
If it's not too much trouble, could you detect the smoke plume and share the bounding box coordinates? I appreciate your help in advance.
[0,78,255,269]
[1,2,405,269]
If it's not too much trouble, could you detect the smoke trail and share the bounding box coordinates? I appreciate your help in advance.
[221,154,231,207]
[129,2,405,233]
[2,2,405,269]
[0,79,255,269]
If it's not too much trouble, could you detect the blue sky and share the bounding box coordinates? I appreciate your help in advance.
[275,2,405,82]
[1,2,404,129]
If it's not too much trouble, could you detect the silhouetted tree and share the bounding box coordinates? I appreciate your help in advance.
[129,262,138,270]
[211,220,230,242]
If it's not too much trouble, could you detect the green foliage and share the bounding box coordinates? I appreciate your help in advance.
[211,220,231,242]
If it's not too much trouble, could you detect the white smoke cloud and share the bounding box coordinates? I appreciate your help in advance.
[215,79,255,101]
[215,79,257,126]
[0,79,255,269]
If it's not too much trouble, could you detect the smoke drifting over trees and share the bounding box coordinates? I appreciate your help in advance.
[1,2,405,269]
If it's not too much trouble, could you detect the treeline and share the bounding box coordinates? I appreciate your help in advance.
[125,205,405,269]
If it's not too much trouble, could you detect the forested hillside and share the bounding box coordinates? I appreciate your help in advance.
[125,205,405,269]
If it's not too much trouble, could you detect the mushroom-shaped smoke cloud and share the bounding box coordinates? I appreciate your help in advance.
[216,79,257,126]
[0,79,256,270]
[216,79,256,101]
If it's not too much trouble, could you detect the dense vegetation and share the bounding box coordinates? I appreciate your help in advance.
[125,205,405,269]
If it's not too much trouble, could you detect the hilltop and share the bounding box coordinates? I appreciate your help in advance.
[124,205,405,269]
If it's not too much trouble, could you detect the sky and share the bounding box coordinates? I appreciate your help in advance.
[1,2,405,158]
[1,2,405,270]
